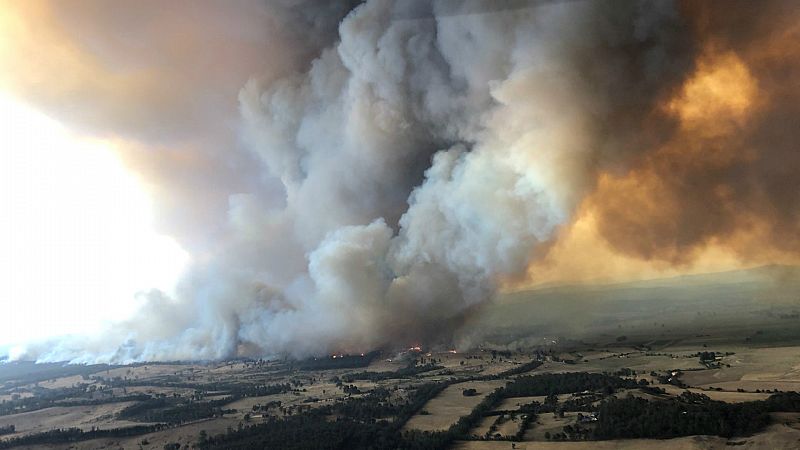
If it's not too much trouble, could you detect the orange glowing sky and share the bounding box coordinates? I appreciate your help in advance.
[512,38,800,288]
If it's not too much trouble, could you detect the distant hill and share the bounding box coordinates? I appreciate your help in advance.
[517,264,800,294]
[471,265,800,345]
[0,360,117,385]
[501,264,800,306]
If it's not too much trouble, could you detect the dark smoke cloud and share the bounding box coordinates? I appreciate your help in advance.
[588,0,800,264]
[8,0,798,362]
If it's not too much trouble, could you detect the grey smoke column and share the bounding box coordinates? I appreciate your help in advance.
[34,0,696,362]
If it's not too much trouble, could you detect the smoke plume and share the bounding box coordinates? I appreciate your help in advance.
[6,0,799,362]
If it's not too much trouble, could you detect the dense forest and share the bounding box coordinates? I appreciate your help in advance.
[117,397,235,424]
[595,391,800,439]
[503,372,642,397]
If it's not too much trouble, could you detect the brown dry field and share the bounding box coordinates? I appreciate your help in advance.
[0,402,144,437]
[403,379,507,432]
[657,384,772,402]
[676,346,800,392]
[495,395,573,411]
[493,414,522,437]
[469,413,524,438]
[5,339,800,448]
[522,411,591,441]
[497,396,547,411]
[31,375,95,390]
[110,385,194,398]
[446,341,800,448]
[532,350,706,376]
[92,364,190,381]
[55,417,243,450]
[222,382,342,421]
[472,415,499,437]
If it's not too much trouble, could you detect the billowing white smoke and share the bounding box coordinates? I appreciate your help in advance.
[30,0,690,362]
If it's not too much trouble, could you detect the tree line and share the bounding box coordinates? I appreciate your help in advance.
[340,362,443,383]
[0,425,165,449]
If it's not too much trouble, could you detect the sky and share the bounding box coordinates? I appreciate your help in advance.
[0,92,188,351]
[0,0,798,362]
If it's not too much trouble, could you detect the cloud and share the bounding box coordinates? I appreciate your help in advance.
[5,0,799,362]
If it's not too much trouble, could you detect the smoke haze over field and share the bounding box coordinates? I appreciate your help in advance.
[1,0,798,362]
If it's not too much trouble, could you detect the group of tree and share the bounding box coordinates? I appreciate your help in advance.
[448,387,506,439]
[0,425,165,449]
[589,391,800,440]
[324,382,451,426]
[327,387,399,421]
[117,397,235,425]
[295,352,379,371]
[340,362,443,383]
[195,381,456,450]
[105,378,290,399]
[0,385,149,417]
[698,351,717,363]
[594,392,768,439]
[496,360,543,377]
[504,372,640,398]
[251,400,281,413]
[196,412,450,450]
